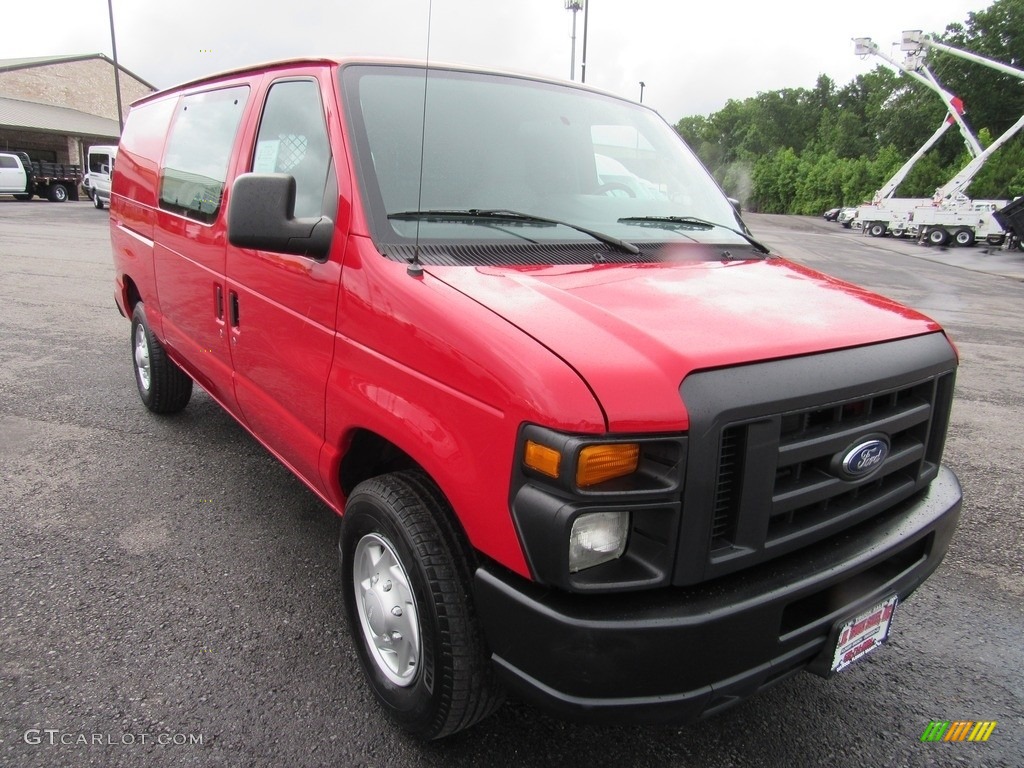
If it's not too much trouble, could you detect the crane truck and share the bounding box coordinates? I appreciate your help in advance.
[852,38,980,239]
[900,30,1024,246]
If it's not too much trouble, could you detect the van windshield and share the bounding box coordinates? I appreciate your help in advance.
[341,64,749,265]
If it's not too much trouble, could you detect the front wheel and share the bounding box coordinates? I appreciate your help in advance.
[340,471,503,739]
[94,194,105,210]
[130,303,192,413]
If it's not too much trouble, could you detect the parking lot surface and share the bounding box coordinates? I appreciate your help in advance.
[1,201,1022,767]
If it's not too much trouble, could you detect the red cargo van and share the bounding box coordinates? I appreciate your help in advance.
[109,58,962,739]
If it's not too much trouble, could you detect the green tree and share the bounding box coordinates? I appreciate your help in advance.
[673,0,1024,213]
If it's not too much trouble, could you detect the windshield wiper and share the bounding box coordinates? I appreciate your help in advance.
[617,215,771,255]
[389,208,640,255]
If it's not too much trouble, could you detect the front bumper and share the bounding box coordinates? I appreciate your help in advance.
[474,466,961,724]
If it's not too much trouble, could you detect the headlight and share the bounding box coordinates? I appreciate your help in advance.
[569,511,629,572]
[512,425,686,591]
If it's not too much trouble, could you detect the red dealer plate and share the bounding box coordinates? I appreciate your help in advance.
[831,594,898,673]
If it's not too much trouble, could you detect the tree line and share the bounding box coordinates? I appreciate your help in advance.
[675,0,1024,214]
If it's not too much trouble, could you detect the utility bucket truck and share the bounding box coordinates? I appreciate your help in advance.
[852,38,979,239]
[902,30,1024,246]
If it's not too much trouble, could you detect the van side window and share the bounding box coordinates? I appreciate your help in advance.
[159,85,249,224]
[252,80,332,220]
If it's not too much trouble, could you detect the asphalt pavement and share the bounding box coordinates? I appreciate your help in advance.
[1,201,1021,767]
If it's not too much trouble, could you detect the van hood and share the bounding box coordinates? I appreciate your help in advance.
[427,257,942,432]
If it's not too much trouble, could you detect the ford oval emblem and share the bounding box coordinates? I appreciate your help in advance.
[840,438,890,479]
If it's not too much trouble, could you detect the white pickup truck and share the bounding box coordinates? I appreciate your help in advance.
[0,151,82,202]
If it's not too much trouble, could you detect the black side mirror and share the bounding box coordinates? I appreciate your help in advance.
[228,173,333,259]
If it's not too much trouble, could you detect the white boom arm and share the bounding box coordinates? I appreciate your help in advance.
[873,119,954,202]
[934,113,1024,202]
[902,30,1024,202]
[903,30,1024,81]
[854,37,981,158]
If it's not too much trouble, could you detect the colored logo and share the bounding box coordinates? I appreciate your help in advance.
[838,437,889,479]
[920,721,997,742]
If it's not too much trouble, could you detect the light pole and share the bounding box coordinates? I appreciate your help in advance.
[639,81,645,103]
[565,1,583,81]
[107,0,124,133]
[580,0,589,83]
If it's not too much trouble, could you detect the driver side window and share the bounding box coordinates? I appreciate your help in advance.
[252,80,333,219]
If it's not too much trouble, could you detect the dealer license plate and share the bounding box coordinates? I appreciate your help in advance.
[831,594,898,673]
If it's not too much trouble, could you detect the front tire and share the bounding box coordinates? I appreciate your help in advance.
[130,303,192,414]
[340,471,503,739]
[94,194,105,210]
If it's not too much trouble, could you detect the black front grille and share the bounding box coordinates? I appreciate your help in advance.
[710,374,953,557]
[767,380,937,545]
[676,333,958,586]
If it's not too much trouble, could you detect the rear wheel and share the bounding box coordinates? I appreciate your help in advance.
[130,303,192,414]
[954,228,975,246]
[927,228,950,246]
[47,184,68,202]
[340,471,503,739]
[868,222,886,238]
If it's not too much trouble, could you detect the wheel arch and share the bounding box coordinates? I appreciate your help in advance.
[339,428,420,497]
[123,274,142,313]
[337,428,479,565]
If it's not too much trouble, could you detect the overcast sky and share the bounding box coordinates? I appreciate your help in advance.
[3,0,993,122]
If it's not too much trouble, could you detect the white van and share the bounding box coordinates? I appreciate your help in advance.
[87,145,117,209]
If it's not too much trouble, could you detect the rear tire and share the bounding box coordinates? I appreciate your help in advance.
[868,222,886,238]
[47,184,68,202]
[340,471,504,739]
[927,228,950,246]
[953,228,975,246]
[130,303,193,414]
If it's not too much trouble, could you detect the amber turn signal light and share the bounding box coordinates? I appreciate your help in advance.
[524,440,562,479]
[576,443,640,487]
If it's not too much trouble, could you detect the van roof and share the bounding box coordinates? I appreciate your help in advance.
[128,57,623,108]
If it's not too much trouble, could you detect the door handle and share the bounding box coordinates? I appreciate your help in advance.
[229,291,240,327]
[215,284,224,320]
